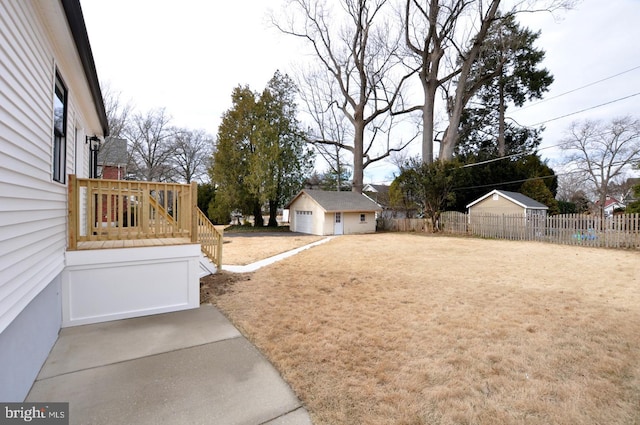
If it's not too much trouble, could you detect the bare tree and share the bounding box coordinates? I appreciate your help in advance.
[126,108,175,181]
[402,0,573,163]
[274,0,414,193]
[561,117,640,216]
[172,129,214,183]
[101,82,133,140]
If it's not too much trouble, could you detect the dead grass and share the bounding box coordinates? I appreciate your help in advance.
[210,233,640,425]
[221,235,324,265]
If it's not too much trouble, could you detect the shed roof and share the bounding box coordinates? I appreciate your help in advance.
[466,189,548,210]
[286,189,382,212]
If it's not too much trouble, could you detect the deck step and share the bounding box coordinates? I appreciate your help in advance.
[199,252,217,277]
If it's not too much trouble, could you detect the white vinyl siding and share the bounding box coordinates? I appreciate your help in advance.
[0,0,92,333]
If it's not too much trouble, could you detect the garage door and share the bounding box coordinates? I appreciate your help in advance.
[295,210,313,234]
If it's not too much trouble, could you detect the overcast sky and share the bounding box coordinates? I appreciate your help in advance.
[81,0,640,184]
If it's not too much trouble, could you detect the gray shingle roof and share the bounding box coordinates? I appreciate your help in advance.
[467,189,548,209]
[97,137,128,166]
[498,190,548,209]
[287,189,382,212]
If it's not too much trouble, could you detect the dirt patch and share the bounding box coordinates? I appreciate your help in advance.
[211,233,640,425]
[200,271,252,299]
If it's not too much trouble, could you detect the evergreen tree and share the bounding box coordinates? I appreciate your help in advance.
[456,15,553,159]
[520,178,559,215]
[252,71,314,226]
[211,86,262,225]
[211,72,313,226]
[393,158,465,231]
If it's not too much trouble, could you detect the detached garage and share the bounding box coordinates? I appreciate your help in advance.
[286,189,382,235]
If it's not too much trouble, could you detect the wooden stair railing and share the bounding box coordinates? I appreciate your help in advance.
[148,194,178,226]
[196,208,223,268]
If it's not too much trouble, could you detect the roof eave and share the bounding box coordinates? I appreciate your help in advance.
[61,0,109,137]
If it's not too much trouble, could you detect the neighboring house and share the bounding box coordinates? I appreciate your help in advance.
[363,183,390,204]
[0,0,221,402]
[467,190,549,219]
[286,189,382,235]
[97,137,129,226]
[363,183,392,218]
[98,137,129,180]
[595,195,626,217]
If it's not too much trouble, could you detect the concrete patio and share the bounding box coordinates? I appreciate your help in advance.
[26,305,312,425]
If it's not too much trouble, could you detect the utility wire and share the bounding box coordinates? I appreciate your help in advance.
[529,92,640,127]
[512,65,640,113]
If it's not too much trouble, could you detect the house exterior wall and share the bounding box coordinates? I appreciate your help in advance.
[0,273,61,402]
[469,194,525,217]
[0,0,104,401]
[321,211,377,235]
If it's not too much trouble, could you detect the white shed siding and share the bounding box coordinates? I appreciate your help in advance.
[0,0,98,333]
[289,194,325,235]
[322,212,376,235]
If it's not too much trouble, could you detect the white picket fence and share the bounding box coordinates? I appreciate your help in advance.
[380,212,640,249]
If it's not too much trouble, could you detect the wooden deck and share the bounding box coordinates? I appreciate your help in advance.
[76,238,194,250]
[68,175,223,266]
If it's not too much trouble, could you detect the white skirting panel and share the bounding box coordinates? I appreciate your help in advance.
[62,245,201,327]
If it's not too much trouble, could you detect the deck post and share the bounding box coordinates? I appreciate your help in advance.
[191,181,198,243]
[68,174,78,250]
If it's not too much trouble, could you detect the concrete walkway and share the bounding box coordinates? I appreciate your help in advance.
[27,305,312,425]
[222,237,333,273]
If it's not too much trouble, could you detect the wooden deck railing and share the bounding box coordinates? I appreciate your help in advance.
[68,175,223,265]
[196,208,224,268]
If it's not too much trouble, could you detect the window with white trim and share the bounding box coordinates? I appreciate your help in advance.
[53,71,67,183]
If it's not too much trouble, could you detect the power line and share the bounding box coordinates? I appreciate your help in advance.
[452,174,559,192]
[513,65,640,113]
[528,92,640,127]
[452,160,636,192]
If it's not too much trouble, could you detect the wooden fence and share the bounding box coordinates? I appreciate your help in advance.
[380,212,640,249]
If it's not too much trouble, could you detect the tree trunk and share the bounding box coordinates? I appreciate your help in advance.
[268,199,279,227]
[438,0,501,161]
[498,77,506,157]
[253,201,264,227]
[352,113,365,194]
[422,83,437,164]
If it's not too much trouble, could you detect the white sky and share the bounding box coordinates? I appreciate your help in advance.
[81,0,640,184]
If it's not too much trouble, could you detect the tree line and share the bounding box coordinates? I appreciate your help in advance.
[102,0,639,226]
[272,0,574,193]
[102,84,214,184]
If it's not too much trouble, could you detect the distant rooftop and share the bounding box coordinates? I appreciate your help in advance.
[97,137,128,166]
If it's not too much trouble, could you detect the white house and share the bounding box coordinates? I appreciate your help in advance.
[595,195,626,217]
[0,0,219,402]
[286,189,382,235]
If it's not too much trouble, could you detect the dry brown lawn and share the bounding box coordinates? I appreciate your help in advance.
[221,234,324,265]
[203,233,640,425]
